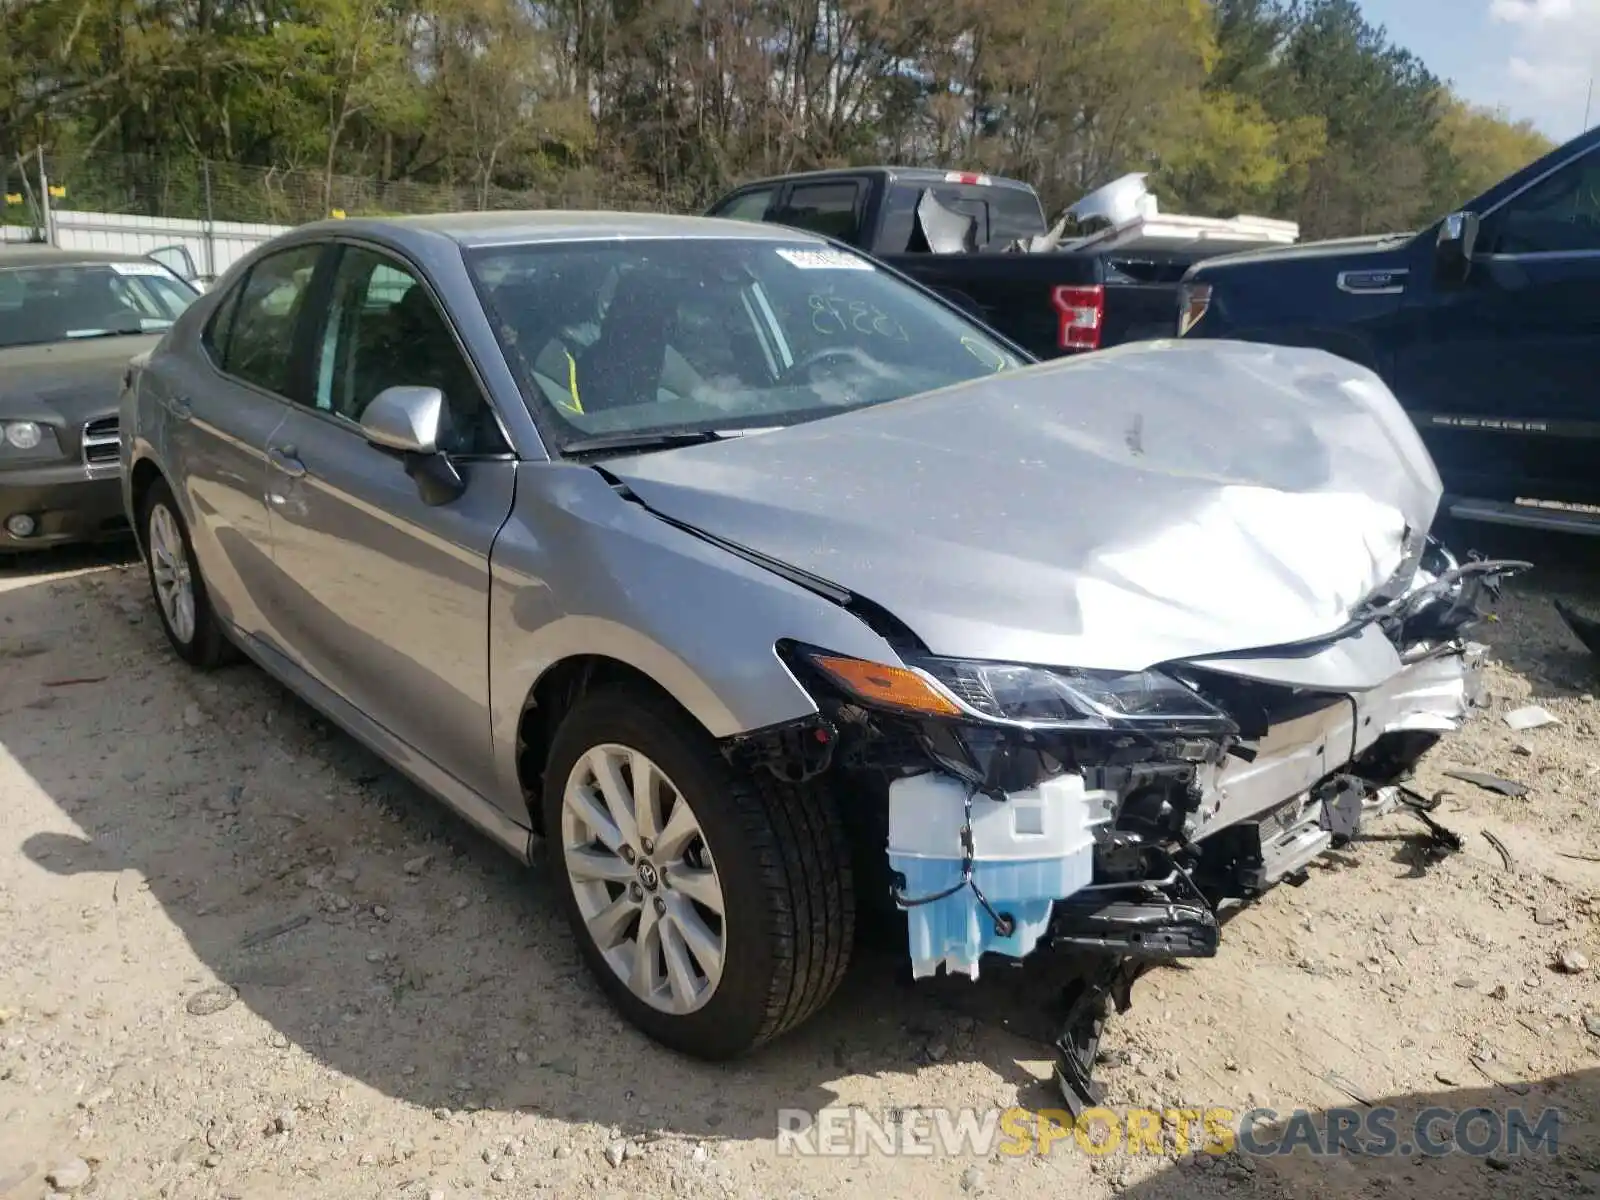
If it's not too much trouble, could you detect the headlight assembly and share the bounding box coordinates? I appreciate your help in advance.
[791,645,1235,734]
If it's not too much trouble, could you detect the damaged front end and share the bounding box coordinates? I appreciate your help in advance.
[725,537,1525,1112]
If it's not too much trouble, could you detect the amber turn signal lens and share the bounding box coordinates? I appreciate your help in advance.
[809,654,963,717]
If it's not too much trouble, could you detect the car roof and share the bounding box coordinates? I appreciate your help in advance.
[291,210,835,251]
[0,244,163,268]
[718,166,1038,194]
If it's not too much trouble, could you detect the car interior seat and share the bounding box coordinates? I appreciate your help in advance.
[577,267,673,412]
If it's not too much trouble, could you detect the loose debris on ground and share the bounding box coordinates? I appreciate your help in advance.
[1,538,1598,1200]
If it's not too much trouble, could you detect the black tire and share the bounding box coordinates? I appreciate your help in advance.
[542,684,855,1059]
[138,478,235,669]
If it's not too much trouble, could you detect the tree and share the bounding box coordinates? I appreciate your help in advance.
[0,0,1564,234]
[1431,95,1553,211]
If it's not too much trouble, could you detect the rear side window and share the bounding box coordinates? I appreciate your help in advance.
[776,183,861,241]
[220,245,323,396]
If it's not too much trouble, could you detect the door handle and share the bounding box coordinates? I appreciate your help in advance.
[267,445,306,478]
[169,395,193,421]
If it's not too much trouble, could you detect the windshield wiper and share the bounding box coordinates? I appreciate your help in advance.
[560,429,734,457]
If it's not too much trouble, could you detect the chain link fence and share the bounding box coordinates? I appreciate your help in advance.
[4,149,705,229]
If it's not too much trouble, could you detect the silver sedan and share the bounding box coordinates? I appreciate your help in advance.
[121,211,1512,1079]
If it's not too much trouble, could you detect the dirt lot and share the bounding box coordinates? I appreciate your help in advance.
[2,527,1599,1200]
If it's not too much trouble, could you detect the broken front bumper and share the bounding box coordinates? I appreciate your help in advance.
[888,638,1488,981]
[1189,640,1487,880]
[880,637,1489,1117]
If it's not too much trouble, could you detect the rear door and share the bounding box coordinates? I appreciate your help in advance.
[262,240,516,801]
[1393,144,1600,505]
[163,242,323,642]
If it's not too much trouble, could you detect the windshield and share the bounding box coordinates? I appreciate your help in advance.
[466,237,1025,447]
[0,261,197,349]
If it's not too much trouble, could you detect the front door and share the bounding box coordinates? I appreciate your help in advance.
[1394,145,1600,505]
[263,241,516,802]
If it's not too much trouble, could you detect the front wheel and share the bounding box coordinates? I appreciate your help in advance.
[140,478,234,669]
[542,685,855,1059]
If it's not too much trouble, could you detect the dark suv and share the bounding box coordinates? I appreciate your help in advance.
[1179,126,1600,533]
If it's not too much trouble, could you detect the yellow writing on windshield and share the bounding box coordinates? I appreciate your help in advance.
[961,336,1010,373]
[806,294,909,342]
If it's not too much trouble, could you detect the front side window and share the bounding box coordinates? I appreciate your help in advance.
[222,245,323,396]
[0,261,197,350]
[470,237,1024,449]
[310,246,503,454]
[1486,150,1600,256]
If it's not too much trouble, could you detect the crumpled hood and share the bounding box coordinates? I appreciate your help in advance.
[608,340,1442,672]
[0,336,160,422]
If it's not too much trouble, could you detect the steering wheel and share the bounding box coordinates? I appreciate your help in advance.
[781,344,877,383]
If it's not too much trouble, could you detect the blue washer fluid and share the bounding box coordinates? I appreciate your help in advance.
[887,771,1113,980]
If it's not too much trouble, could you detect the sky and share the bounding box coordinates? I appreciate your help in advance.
[1357,0,1600,140]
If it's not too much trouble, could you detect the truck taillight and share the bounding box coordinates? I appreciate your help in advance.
[1052,285,1104,351]
[943,171,993,186]
[1178,282,1212,337]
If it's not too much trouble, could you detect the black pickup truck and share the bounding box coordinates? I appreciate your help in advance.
[1179,126,1600,533]
[705,167,1203,360]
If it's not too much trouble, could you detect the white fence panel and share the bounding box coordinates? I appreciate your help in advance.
[49,210,290,278]
[3,210,290,278]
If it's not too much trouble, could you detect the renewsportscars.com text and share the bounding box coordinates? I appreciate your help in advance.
[775,1104,1562,1159]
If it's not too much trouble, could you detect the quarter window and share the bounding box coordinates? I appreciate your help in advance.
[222,245,323,395]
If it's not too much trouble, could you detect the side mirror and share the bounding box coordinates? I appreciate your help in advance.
[360,385,465,506]
[361,385,444,454]
[1434,211,1480,285]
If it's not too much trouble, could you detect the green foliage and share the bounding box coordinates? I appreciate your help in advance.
[1432,95,1555,211]
[0,0,1563,237]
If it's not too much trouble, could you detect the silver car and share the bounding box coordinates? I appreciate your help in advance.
[121,212,1513,1090]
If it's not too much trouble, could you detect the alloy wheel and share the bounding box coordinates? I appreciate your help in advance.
[148,502,196,645]
[560,744,727,1015]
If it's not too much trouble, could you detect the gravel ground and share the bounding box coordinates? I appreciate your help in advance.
[1,525,1598,1200]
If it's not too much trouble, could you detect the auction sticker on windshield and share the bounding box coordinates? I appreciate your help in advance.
[775,248,874,271]
[109,261,175,277]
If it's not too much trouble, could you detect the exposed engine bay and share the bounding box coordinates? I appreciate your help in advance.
[722,537,1527,1113]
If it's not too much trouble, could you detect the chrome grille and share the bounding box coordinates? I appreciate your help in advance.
[81,417,120,466]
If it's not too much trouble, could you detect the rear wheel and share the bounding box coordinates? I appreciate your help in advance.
[140,478,234,669]
[543,685,854,1059]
